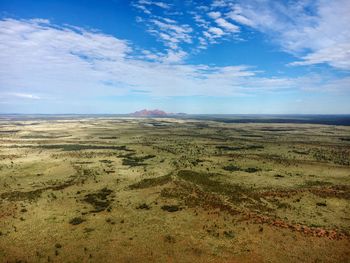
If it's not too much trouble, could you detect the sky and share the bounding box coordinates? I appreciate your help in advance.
[0,0,349,114]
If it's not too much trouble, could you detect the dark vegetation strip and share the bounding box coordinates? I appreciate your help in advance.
[21,135,69,139]
[82,188,113,213]
[240,134,264,137]
[0,130,20,133]
[130,170,254,204]
[216,145,264,151]
[0,177,77,201]
[223,165,262,173]
[176,170,256,203]
[128,169,349,239]
[10,144,131,151]
[129,174,172,189]
[171,171,350,239]
[120,154,155,167]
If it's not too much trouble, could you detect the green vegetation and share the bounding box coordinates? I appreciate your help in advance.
[121,154,155,167]
[69,217,85,225]
[40,144,129,151]
[129,174,171,189]
[216,145,264,151]
[176,170,258,206]
[83,188,113,213]
[161,205,180,212]
[0,117,349,262]
[136,203,151,210]
[11,144,130,151]
[223,165,261,173]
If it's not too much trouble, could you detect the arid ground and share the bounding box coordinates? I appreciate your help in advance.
[0,117,349,262]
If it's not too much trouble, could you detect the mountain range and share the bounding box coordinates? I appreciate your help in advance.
[130,109,186,117]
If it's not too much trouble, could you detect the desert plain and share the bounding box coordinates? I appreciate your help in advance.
[0,116,349,262]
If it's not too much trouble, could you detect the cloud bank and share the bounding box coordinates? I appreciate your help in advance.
[0,18,296,100]
[133,0,350,70]
[0,17,348,110]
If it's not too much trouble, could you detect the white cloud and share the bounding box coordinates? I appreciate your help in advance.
[208,27,225,37]
[29,18,50,24]
[132,3,151,14]
[211,0,227,8]
[208,11,221,19]
[138,0,170,9]
[226,5,255,27]
[203,10,240,43]
[161,50,187,63]
[0,92,41,100]
[161,17,176,24]
[0,18,347,107]
[134,1,239,53]
[133,0,350,70]
[193,14,209,29]
[137,16,192,52]
[290,43,350,70]
[151,19,192,38]
[13,93,41,99]
[198,37,208,49]
[226,0,350,70]
[215,18,239,33]
[152,2,170,9]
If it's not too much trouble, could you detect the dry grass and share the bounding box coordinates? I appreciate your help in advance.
[0,118,349,262]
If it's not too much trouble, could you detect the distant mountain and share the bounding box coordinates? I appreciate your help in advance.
[130,109,187,117]
[130,109,168,117]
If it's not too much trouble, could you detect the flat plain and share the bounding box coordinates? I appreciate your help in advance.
[0,117,350,262]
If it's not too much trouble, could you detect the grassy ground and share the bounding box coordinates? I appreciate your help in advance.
[0,117,349,262]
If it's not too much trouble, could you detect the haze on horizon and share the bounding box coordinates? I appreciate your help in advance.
[0,0,349,114]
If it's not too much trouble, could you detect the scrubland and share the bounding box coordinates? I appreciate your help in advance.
[0,117,349,262]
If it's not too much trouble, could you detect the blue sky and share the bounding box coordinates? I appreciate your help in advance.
[0,0,349,114]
